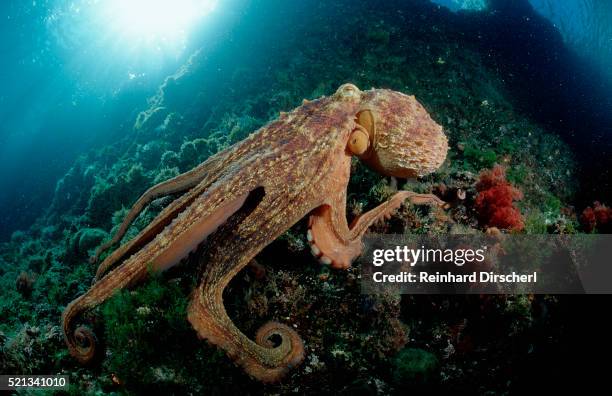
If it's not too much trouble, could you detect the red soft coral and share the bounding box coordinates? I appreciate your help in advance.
[474,165,524,231]
[580,201,612,232]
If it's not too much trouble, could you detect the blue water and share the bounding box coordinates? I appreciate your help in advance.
[432,0,612,83]
[530,0,612,80]
[0,0,243,239]
[432,0,612,90]
[0,0,611,239]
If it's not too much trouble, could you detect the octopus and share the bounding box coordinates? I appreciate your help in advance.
[62,83,448,382]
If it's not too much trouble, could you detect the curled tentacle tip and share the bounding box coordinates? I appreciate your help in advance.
[67,325,98,365]
[247,321,305,382]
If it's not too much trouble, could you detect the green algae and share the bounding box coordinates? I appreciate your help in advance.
[392,347,439,386]
[462,145,498,170]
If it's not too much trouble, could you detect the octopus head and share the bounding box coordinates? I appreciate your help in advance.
[338,84,448,178]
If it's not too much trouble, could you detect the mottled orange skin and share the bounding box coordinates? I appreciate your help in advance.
[62,84,448,382]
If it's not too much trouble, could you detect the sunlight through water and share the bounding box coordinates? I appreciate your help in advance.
[100,0,218,47]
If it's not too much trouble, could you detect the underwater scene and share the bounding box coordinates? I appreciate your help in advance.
[1,0,611,394]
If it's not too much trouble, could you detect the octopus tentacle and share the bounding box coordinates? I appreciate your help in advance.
[348,191,445,236]
[93,190,197,281]
[307,204,361,269]
[308,191,445,269]
[93,150,233,281]
[91,148,231,266]
[189,289,304,383]
[63,182,254,363]
[62,255,151,363]
[187,189,305,383]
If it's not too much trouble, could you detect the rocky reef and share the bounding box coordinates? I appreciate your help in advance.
[0,0,602,394]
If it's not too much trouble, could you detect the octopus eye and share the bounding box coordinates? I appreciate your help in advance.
[348,127,370,155]
[335,83,361,100]
[356,109,375,136]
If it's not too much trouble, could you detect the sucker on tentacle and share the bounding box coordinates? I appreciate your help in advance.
[62,83,448,382]
[307,191,446,269]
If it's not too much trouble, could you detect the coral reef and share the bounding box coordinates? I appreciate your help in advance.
[580,201,612,232]
[474,165,525,231]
